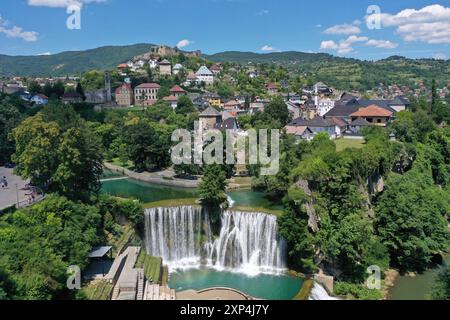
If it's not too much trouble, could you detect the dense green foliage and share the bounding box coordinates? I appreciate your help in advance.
[430,266,450,300]
[11,104,104,200]
[334,282,383,300]
[208,52,450,90]
[0,44,156,77]
[199,164,228,207]
[0,194,142,300]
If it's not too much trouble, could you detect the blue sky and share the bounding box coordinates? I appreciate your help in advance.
[0,0,449,60]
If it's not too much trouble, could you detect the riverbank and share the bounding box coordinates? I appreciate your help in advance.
[104,163,253,190]
[104,163,200,188]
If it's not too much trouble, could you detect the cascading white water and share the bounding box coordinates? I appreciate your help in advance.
[144,206,287,275]
[206,211,286,275]
[308,283,339,300]
[144,206,205,269]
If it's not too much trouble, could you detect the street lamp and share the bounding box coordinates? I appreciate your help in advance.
[15,183,19,208]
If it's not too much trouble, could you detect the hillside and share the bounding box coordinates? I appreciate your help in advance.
[0,43,156,77]
[1,44,449,91]
[208,52,450,90]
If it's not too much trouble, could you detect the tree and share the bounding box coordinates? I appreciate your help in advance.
[375,169,449,271]
[431,79,437,115]
[264,96,291,126]
[0,195,100,300]
[278,187,316,272]
[199,164,228,206]
[430,266,450,300]
[0,100,23,165]
[11,108,103,200]
[124,120,171,172]
[176,95,196,115]
[28,81,42,95]
[76,82,86,101]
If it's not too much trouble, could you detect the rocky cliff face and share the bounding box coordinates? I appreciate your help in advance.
[295,179,320,232]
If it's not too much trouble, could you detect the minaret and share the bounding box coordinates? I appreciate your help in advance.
[104,71,111,102]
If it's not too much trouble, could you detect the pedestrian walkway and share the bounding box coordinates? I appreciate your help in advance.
[0,167,30,211]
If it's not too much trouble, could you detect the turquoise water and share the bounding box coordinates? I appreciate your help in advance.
[101,178,198,203]
[228,189,283,211]
[169,268,303,300]
[101,178,282,210]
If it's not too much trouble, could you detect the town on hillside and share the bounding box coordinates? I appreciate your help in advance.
[1,45,448,143]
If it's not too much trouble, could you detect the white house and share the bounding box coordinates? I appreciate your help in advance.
[30,94,48,105]
[316,98,335,117]
[195,66,214,85]
[173,64,184,75]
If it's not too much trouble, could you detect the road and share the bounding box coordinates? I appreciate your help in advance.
[0,167,30,210]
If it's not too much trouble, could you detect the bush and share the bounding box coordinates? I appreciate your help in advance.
[334,282,383,300]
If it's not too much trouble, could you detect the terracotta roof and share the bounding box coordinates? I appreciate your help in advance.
[285,125,311,135]
[159,59,171,65]
[224,100,241,107]
[118,63,127,68]
[163,95,178,101]
[135,83,161,89]
[350,105,393,118]
[115,83,132,94]
[266,83,277,89]
[170,85,185,93]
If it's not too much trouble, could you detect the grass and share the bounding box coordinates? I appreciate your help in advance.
[109,158,134,169]
[143,198,199,209]
[82,280,113,300]
[106,224,135,257]
[136,251,163,284]
[335,139,365,152]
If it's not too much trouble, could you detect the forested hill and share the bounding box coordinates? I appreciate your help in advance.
[207,51,450,90]
[205,51,344,64]
[0,43,156,77]
[1,43,449,90]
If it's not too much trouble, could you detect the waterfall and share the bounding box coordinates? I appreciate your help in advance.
[308,283,339,300]
[144,206,205,269]
[226,195,235,208]
[144,206,287,275]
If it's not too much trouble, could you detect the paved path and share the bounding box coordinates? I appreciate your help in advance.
[0,167,30,210]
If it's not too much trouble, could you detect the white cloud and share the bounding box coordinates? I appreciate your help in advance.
[27,0,106,8]
[324,23,361,35]
[366,39,398,49]
[257,9,269,16]
[366,4,450,44]
[320,35,368,54]
[0,15,38,42]
[320,40,338,50]
[261,45,278,52]
[433,53,447,60]
[176,39,192,49]
[37,52,52,55]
